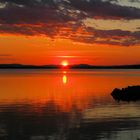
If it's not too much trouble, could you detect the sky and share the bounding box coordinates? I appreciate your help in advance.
[0,0,140,65]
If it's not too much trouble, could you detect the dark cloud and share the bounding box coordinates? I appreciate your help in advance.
[66,28,140,46]
[0,54,12,56]
[0,0,55,7]
[0,54,15,61]
[0,6,65,24]
[69,0,140,19]
[1,0,140,19]
[0,0,140,46]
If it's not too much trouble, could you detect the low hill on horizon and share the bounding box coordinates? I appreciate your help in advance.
[0,64,140,69]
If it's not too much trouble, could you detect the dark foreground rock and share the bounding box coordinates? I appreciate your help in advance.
[111,86,140,101]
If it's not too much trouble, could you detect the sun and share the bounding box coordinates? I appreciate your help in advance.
[61,61,69,67]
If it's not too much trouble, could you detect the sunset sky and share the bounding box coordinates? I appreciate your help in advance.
[0,0,140,65]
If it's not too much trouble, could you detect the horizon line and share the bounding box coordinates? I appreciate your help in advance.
[0,63,140,69]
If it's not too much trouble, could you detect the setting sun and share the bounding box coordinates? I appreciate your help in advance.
[61,61,69,67]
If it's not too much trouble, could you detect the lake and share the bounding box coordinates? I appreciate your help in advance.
[0,69,140,140]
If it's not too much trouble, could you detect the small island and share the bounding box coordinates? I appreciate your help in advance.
[111,86,140,102]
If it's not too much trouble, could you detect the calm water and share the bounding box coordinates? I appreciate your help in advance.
[0,69,140,140]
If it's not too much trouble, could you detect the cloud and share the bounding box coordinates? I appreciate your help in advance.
[0,54,12,56]
[88,28,140,46]
[0,54,15,61]
[0,0,140,46]
[62,27,140,46]
[68,0,140,19]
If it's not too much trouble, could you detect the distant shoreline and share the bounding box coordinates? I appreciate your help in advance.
[0,64,140,69]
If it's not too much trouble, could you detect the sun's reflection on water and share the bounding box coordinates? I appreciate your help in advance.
[62,71,67,84]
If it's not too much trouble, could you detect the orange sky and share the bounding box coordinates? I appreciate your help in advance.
[0,34,140,65]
